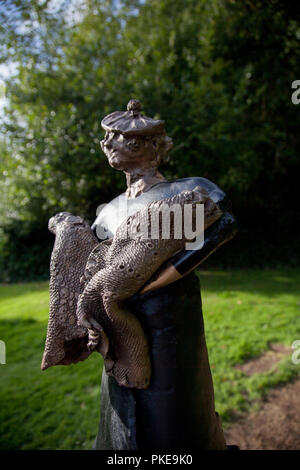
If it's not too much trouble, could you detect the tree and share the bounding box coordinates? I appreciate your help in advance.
[1,0,300,281]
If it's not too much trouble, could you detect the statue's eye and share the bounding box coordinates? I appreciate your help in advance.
[105,132,115,141]
[128,138,140,150]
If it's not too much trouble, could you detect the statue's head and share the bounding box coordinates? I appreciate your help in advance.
[100,99,173,172]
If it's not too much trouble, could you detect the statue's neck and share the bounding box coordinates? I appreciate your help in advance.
[124,168,166,199]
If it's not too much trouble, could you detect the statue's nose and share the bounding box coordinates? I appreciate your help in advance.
[103,135,114,149]
[104,140,112,149]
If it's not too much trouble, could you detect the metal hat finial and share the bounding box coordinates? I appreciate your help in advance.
[127,99,142,116]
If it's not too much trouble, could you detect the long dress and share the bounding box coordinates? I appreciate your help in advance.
[91,177,228,450]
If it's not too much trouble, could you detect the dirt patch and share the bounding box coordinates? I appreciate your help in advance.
[236,343,291,376]
[225,377,300,449]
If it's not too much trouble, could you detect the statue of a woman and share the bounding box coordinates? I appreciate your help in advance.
[88,99,237,451]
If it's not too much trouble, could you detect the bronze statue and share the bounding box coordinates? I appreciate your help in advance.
[42,99,237,450]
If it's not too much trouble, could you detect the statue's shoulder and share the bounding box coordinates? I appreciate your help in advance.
[168,177,226,204]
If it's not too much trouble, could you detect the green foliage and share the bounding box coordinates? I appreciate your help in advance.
[0,221,52,282]
[0,0,300,280]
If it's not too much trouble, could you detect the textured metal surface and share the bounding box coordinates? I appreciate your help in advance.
[101,99,165,136]
[92,176,225,239]
[94,272,227,450]
[91,177,234,451]
[41,213,99,370]
[92,176,236,277]
[42,186,222,390]
[77,186,222,389]
[42,180,233,450]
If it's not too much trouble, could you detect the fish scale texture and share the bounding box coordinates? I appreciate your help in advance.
[42,187,222,390]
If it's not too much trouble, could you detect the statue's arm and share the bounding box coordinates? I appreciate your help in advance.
[140,195,238,294]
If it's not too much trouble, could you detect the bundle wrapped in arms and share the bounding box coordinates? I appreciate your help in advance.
[41,186,222,389]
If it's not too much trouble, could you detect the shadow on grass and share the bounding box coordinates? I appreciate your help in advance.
[197,268,300,297]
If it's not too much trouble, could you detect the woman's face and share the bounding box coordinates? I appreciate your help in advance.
[100,132,155,171]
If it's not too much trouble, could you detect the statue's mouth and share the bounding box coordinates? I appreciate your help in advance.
[109,150,118,158]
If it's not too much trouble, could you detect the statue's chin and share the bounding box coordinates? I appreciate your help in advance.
[108,156,124,171]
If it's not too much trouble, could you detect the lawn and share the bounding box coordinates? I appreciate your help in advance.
[0,269,299,450]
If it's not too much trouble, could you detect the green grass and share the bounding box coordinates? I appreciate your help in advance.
[198,268,300,424]
[0,282,103,450]
[0,269,299,449]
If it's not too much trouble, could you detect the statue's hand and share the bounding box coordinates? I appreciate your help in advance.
[76,283,110,357]
[76,290,103,351]
[78,312,102,352]
[87,328,101,351]
[77,308,102,332]
[78,311,106,353]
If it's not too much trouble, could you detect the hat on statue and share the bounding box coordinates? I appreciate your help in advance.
[101,99,166,136]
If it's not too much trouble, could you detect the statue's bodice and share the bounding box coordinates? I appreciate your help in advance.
[91,176,225,240]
